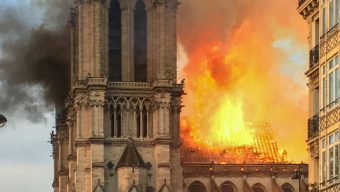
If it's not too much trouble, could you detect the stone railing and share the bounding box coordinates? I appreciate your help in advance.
[299,0,306,6]
[320,24,339,57]
[310,44,319,68]
[308,114,319,140]
[320,182,340,192]
[108,81,151,89]
[182,163,308,177]
[320,105,340,131]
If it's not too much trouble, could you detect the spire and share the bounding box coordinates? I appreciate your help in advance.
[116,139,147,169]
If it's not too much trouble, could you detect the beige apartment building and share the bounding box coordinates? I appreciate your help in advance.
[50,0,308,191]
[299,0,340,191]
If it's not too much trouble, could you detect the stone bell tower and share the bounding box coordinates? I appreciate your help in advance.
[51,0,183,192]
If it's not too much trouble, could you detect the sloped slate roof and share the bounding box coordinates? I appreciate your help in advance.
[116,139,147,169]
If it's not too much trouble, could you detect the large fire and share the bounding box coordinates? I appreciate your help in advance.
[178,0,309,162]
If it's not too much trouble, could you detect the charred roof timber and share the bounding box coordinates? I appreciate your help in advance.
[0,114,7,127]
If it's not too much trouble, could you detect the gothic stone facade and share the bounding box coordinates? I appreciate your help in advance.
[51,0,183,191]
[51,0,308,192]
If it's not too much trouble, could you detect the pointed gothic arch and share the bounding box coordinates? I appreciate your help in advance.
[159,184,170,192]
[220,181,237,192]
[134,0,147,82]
[281,183,295,192]
[129,185,139,192]
[252,183,266,192]
[188,181,206,192]
[93,179,105,192]
[109,0,122,81]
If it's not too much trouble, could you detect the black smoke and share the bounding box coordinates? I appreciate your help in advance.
[0,0,71,121]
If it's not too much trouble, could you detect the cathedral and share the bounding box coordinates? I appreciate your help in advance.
[51,0,308,191]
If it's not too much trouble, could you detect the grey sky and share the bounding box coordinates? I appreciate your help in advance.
[0,0,54,191]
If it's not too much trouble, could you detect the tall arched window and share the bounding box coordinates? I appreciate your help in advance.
[109,0,122,81]
[134,0,147,82]
[188,181,206,192]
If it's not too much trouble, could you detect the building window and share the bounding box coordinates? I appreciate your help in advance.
[323,6,327,34]
[109,0,122,81]
[252,183,266,192]
[322,65,327,110]
[136,106,147,138]
[321,55,339,110]
[320,131,340,185]
[136,106,141,138]
[110,105,122,138]
[330,0,334,28]
[322,149,327,183]
[188,181,206,192]
[329,0,339,29]
[315,18,320,45]
[111,106,115,137]
[134,0,147,82]
[220,181,237,192]
[329,147,334,180]
[116,106,122,137]
[328,55,339,107]
[142,106,147,138]
[281,183,294,192]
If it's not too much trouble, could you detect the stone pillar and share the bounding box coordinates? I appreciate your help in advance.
[70,3,80,82]
[151,0,179,85]
[155,144,171,190]
[89,93,106,192]
[75,0,107,80]
[145,0,155,82]
[155,1,166,80]
[163,0,178,81]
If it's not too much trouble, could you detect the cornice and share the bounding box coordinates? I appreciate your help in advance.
[298,0,319,20]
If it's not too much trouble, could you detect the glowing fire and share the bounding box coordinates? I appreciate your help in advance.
[178,0,309,162]
[184,68,254,148]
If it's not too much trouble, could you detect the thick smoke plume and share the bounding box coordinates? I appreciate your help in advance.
[178,0,309,162]
[0,0,70,120]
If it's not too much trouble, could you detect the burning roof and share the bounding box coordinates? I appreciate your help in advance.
[181,123,288,164]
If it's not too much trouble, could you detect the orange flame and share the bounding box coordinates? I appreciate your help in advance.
[178,0,309,162]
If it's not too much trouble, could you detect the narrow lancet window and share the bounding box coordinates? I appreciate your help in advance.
[134,0,147,82]
[117,106,122,137]
[136,106,141,138]
[111,106,115,137]
[142,106,147,138]
[109,0,122,81]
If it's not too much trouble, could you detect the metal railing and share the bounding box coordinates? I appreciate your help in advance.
[310,44,319,68]
[308,113,319,140]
